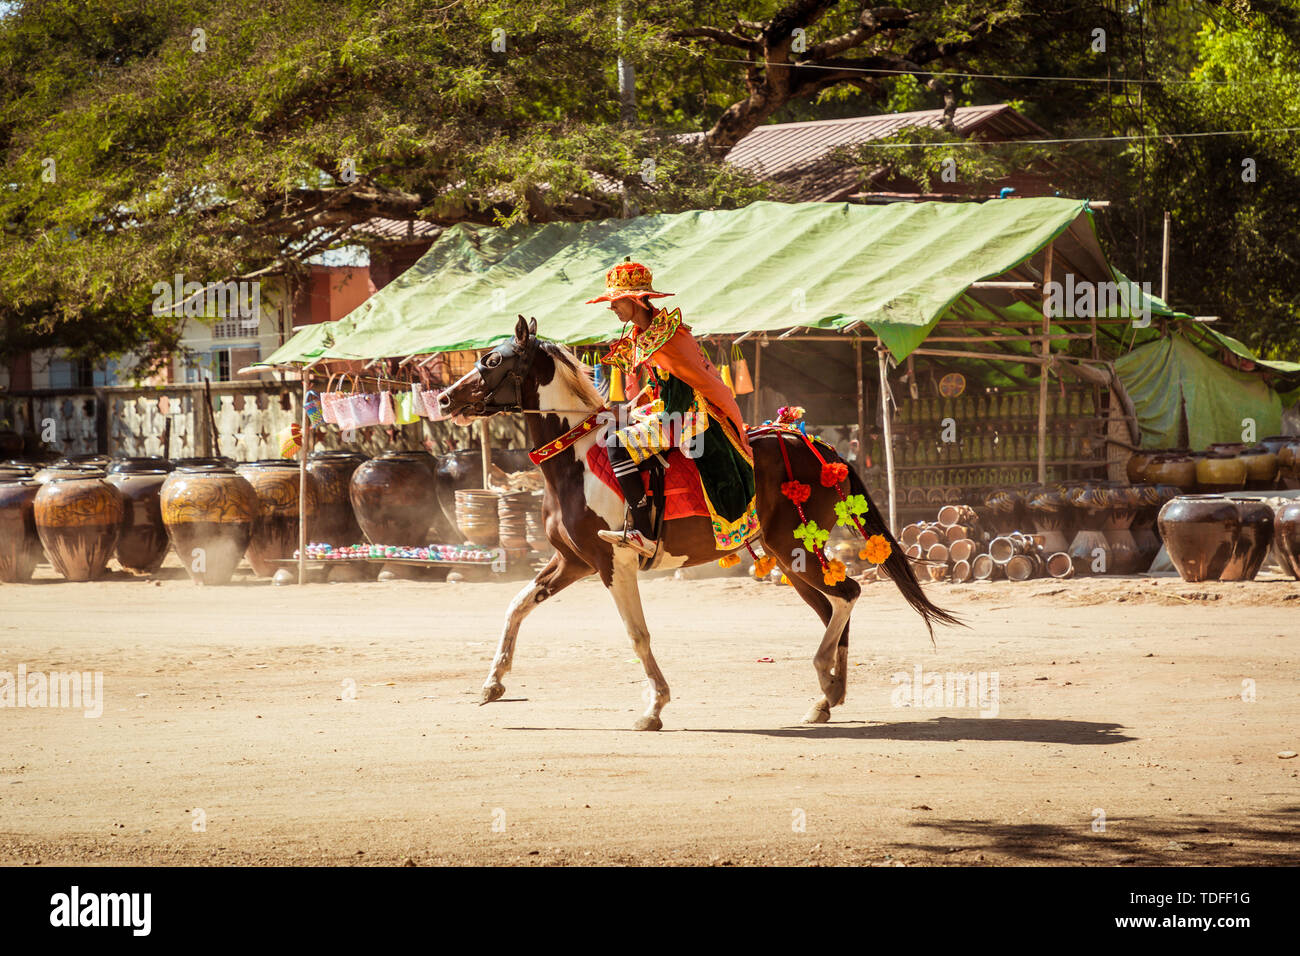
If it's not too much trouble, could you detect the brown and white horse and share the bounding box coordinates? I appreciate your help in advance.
[439,317,960,730]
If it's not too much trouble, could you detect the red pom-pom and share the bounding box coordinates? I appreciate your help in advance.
[781,480,811,505]
[820,462,848,487]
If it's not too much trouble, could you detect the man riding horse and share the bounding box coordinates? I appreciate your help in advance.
[590,258,759,559]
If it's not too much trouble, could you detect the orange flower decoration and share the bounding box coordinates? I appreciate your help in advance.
[781,480,811,505]
[862,534,892,565]
[820,462,849,487]
[822,559,847,586]
[753,554,778,577]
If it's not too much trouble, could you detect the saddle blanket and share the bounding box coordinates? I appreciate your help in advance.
[586,443,711,521]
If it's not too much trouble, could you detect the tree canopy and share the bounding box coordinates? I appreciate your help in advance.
[0,0,1297,372]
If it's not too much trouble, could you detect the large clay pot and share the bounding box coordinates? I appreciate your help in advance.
[0,463,36,482]
[0,479,44,582]
[1275,442,1300,489]
[1145,454,1197,490]
[306,450,368,546]
[1194,453,1247,494]
[1125,451,1154,485]
[108,456,173,475]
[1258,435,1292,456]
[1157,495,1238,583]
[33,476,123,581]
[160,466,258,584]
[1220,498,1273,581]
[33,463,105,485]
[236,460,319,577]
[1274,502,1300,579]
[350,452,440,546]
[105,469,170,573]
[1237,447,1278,490]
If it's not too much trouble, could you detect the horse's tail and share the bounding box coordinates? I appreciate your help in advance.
[840,451,965,641]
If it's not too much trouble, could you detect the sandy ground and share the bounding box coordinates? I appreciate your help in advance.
[1,560,1297,867]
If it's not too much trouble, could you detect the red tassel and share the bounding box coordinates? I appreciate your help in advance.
[820,462,848,487]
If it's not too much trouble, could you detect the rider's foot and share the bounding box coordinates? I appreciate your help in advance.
[597,528,656,558]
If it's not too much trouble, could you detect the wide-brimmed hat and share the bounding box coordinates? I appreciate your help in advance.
[585,257,673,304]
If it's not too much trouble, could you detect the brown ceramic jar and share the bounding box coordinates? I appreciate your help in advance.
[160,466,259,585]
[0,478,43,582]
[1157,495,1238,583]
[33,475,124,581]
[236,460,319,577]
[1219,498,1274,581]
[305,451,368,546]
[1194,453,1247,494]
[106,468,171,573]
[349,452,440,546]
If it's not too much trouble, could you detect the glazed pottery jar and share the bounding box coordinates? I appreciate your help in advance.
[1157,495,1238,582]
[1125,451,1154,485]
[105,468,170,573]
[236,460,319,577]
[350,451,440,546]
[1273,502,1300,579]
[1237,446,1278,490]
[306,450,368,546]
[0,479,44,582]
[1259,436,1292,456]
[1278,442,1300,489]
[1219,498,1274,581]
[33,463,105,485]
[1145,454,1197,490]
[1194,453,1247,494]
[33,475,124,581]
[108,456,173,475]
[160,466,258,585]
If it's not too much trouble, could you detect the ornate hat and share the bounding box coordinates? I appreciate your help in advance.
[585,257,673,304]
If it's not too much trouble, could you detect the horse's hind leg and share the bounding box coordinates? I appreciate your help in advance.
[481,552,593,704]
[606,550,670,731]
[779,562,858,723]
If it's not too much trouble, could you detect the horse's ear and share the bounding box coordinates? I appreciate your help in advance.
[527,317,537,337]
[514,315,529,342]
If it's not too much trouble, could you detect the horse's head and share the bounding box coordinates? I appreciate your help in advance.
[439,315,540,423]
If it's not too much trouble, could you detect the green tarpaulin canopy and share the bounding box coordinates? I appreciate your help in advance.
[1114,333,1284,449]
[262,197,1175,367]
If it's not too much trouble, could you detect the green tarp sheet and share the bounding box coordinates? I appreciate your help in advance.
[263,197,1153,366]
[1114,334,1283,449]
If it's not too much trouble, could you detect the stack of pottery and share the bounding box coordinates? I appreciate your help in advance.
[236,460,319,577]
[1130,484,1177,571]
[455,489,501,547]
[1025,486,1069,554]
[105,460,172,573]
[1273,502,1300,578]
[524,501,551,555]
[1195,452,1247,494]
[33,474,124,581]
[160,465,259,585]
[350,451,440,546]
[982,489,1024,536]
[1065,484,1110,575]
[305,450,368,546]
[497,491,532,555]
[0,477,43,582]
[1157,495,1274,582]
[1100,484,1142,573]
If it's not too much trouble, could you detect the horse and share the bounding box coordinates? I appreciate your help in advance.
[438,316,961,730]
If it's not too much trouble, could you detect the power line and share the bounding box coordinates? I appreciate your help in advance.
[707,56,1293,88]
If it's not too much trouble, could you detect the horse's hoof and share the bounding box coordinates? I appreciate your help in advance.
[633,716,663,731]
[479,682,506,705]
[803,702,831,723]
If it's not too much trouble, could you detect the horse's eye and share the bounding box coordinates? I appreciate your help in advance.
[485,353,501,367]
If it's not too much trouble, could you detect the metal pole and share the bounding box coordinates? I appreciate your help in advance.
[298,371,310,586]
[876,346,897,535]
[1038,243,1055,485]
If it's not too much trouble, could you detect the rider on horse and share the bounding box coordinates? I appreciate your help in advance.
[589,258,759,558]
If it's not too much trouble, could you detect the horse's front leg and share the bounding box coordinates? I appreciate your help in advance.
[606,550,670,731]
[481,552,593,704]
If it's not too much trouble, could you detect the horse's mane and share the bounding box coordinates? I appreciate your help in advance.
[540,340,605,409]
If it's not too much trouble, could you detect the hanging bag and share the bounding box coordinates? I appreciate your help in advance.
[378,389,396,426]
[731,342,754,395]
[716,344,735,395]
[393,388,420,425]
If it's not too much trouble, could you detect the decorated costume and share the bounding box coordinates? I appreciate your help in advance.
[588,260,759,554]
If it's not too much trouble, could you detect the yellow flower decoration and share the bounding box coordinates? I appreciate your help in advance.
[718,552,741,569]
[822,559,847,586]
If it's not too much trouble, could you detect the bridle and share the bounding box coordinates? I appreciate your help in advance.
[468,333,540,414]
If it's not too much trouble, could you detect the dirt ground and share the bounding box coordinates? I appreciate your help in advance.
[1,560,1297,867]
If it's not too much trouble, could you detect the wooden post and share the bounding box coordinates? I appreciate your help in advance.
[1161,211,1171,302]
[876,346,898,535]
[751,339,763,423]
[298,372,310,586]
[479,417,492,491]
[1038,243,1055,485]
[855,339,866,467]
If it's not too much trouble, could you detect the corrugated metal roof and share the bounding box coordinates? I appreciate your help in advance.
[705,104,1048,201]
[349,217,443,243]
